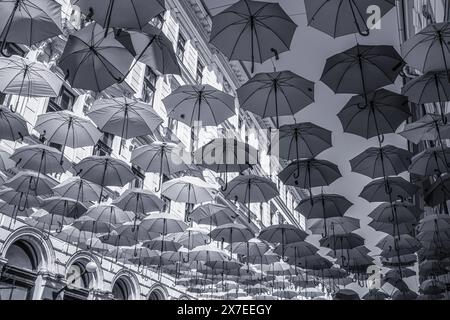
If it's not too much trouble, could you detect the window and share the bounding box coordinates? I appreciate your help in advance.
[112,278,131,300]
[93,132,114,156]
[48,86,76,112]
[196,60,204,83]
[132,164,145,188]
[142,67,158,105]
[63,261,92,300]
[176,33,186,62]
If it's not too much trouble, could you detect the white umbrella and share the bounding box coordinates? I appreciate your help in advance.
[161,176,217,204]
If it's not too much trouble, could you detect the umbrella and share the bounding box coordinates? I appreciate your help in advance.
[278,159,341,198]
[321,45,404,107]
[189,245,230,262]
[376,235,421,258]
[114,25,180,76]
[194,138,258,180]
[113,188,164,216]
[0,149,14,171]
[10,144,71,174]
[0,199,32,225]
[258,224,307,258]
[4,171,56,196]
[57,22,134,92]
[398,113,450,145]
[369,202,422,224]
[368,221,415,236]
[359,177,419,202]
[418,214,450,234]
[98,230,137,247]
[73,155,135,202]
[350,145,412,179]
[53,177,102,203]
[401,22,450,77]
[237,71,315,127]
[140,213,188,235]
[420,279,446,295]
[131,142,189,191]
[425,174,450,206]
[232,238,270,258]
[308,217,360,236]
[0,0,62,55]
[87,97,163,139]
[209,0,297,72]
[210,223,254,257]
[392,290,418,300]
[409,147,450,176]
[269,123,331,160]
[175,227,210,251]
[320,233,365,251]
[274,241,318,260]
[0,105,29,141]
[190,204,237,240]
[222,174,278,222]
[71,0,166,32]
[26,209,74,232]
[72,216,115,247]
[143,236,182,252]
[333,289,360,300]
[304,0,395,38]
[0,188,42,212]
[34,111,102,159]
[162,84,235,127]
[0,56,62,109]
[85,204,134,226]
[338,89,410,142]
[161,176,216,207]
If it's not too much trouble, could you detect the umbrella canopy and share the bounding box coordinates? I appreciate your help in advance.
[189,203,237,226]
[304,0,395,38]
[418,214,450,233]
[0,149,14,171]
[409,147,450,176]
[4,171,56,196]
[190,245,230,262]
[338,89,410,141]
[35,110,102,150]
[399,113,450,144]
[87,97,163,139]
[359,177,419,202]
[143,237,182,252]
[140,213,188,235]
[259,224,308,246]
[321,45,404,97]
[162,84,235,127]
[194,138,258,174]
[161,176,216,204]
[72,215,114,234]
[270,123,332,160]
[209,0,297,72]
[0,56,62,99]
[333,289,360,300]
[0,105,29,141]
[376,235,422,258]
[369,221,415,236]
[0,188,42,209]
[26,209,74,231]
[210,223,254,247]
[420,279,446,295]
[320,233,365,250]
[85,204,134,226]
[401,22,450,74]
[402,71,450,108]
[71,0,166,30]
[237,71,315,125]
[232,238,270,257]
[0,0,62,53]
[175,227,210,250]
[58,22,134,92]
[112,188,164,215]
[391,290,418,300]
[41,196,87,219]
[10,144,71,174]
[274,241,318,258]
[425,174,450,206]
[369,202,422,224]
[52,177,102,203]
[296,194,352,220]
[350,145,412,179]
[308,217,360,236]
[114,25,180,75]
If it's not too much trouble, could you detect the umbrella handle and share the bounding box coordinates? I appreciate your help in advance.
[55,222,63,234]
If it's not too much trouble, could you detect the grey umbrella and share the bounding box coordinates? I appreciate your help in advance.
[369,202,422,224]
[424,174,450,207]
[338,89,410,143]
[0,105,29,141]
[258,224,307,258]
[269,122,332,160]
[222,174,278,223]
[398,113,450,144]
[376,234,422,258]
[72,0,165,33]
[58,22,134,92]
[4,171,56,196]
[209,0,297,73]
[360,177,419,202]
[10,144,71,174]
[321,45,404,107]
[0,149,14,171]
[409,147,450,177]
[52,176,103,203]
[237,71,315,127]
[350,145,412,179]
[114,25,181,76]
[304,0,396,38]
[162,84,236,127]
[210,223,254,258]
[0,0,62,55]
[73,155,135,202]
[308,217,360,237]
[87,96,163,140]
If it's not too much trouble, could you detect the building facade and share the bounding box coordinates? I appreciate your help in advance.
[0,0,305,300]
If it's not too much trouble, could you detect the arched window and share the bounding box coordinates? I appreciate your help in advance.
[148,289,165,300]
[63,260,94,300]
[0,240,40,300]
[112,278,131,300]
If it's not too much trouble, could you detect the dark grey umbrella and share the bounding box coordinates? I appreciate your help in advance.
[359,177,419,202]
[409,147,450,176]
[210,223,254,256]
[237,71,315,127]
[369,202,422,224]
[0,105,29,141]
[269,123,332,160]
[58,22,134,92]
[209,0,297,72]
[258,223,307,258]
[304,0,395,38]
[402,71,450,107]
[376,234,421,258]
[338,89,410,142]
[399,113,450,144]
[424,174,450,207]
[321,45,404,106]
[319,233,365,251]
[10,144,71,174]
[350,145,412,179]
[0,0,62,55]
[308,217,360,236]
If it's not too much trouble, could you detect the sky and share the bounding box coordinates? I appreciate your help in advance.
[203,0,419,293]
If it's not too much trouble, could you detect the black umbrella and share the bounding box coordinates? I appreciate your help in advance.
[360,177,419,202]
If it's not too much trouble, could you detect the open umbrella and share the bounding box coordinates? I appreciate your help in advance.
[71,0,166,32]
[259,224,307,258]
[0,188,42,213]
[399,113,450,145]
[360,177,419,202]
[321,45,404,107]
[376,234,422,258]
[161,176,216,206]
[4,171,56,196]
[87,97,163,140]
[308,217,360,237]
[210,223,254,257]
[296,193,352,223]
[114,25,180,76]
[74,155,135,202]
[237,71,315,127]
[425,174,450,207]
[26,209,74,232]
[85,204,134,226]
[222,174,278,223]
[10,144,71,174]
[333,289,360,300]
[0,0,62,55]
[0,105,29,141]
[52,176,103,203]
[338,89,410,142]
[304,0,396,38]
[409,147,450,176]
[58,22,134,92]
[131,142,189,192]
[34,111,102,160]
[209,0,297,73]
[0,149,14,171]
